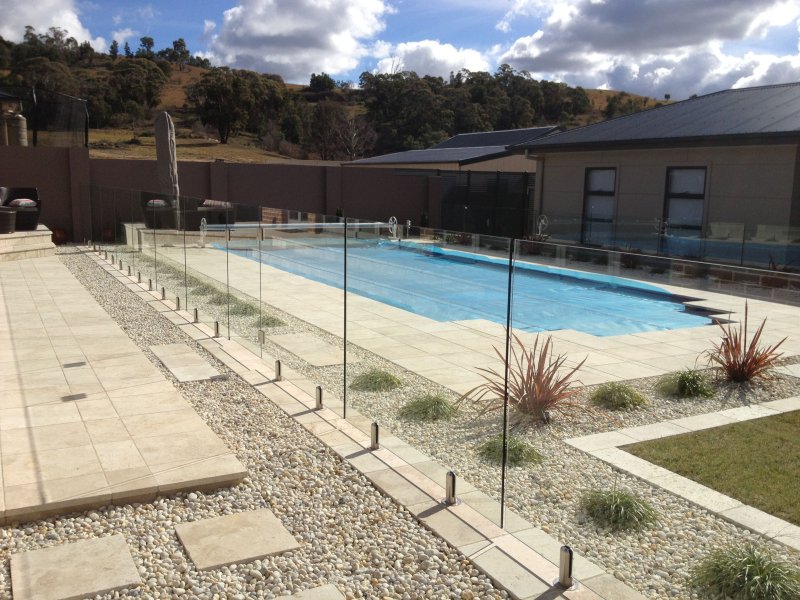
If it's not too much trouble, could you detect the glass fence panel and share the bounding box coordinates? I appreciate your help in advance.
[179,196,230,338]
[343,223,512,526]
[225,202,262,356]
[244,209,347,414]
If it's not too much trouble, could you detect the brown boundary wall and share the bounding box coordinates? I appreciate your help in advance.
[0,147,443,242]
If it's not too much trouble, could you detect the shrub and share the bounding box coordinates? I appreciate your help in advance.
[691,543,800,600]
[477,435,543,466]
[457,332,586,426]
[399,394,457,422]
[579,486,657,531]
[657,369,714,398]
[255,314,284,328]
[590,382,647,411]
[228,301,258,317]
[705,303,786,382]
[350,369,401,392]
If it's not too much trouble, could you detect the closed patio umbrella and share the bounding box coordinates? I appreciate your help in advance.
[155,111,180,229]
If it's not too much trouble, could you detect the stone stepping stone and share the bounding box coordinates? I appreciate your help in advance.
[291,584,346,599]
[150,343,221,382]
[175,509,301,570]
[10,534,140,600]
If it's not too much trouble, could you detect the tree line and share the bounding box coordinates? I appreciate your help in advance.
[0,26,652,160]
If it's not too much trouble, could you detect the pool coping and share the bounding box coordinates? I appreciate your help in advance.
[565,399,800,552]
[89,248,646,600]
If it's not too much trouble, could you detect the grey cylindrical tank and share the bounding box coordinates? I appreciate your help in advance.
[8,114,27,146]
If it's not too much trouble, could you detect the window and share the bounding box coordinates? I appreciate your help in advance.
[582,168,616,245]
[664,167,706,236]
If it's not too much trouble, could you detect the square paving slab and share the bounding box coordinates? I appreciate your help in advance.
[150,343,221,382]
[175,509,301,570]
[10,534,140,600]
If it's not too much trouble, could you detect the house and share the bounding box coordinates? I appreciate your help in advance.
[511,82,800,268]
[349,126,558,171]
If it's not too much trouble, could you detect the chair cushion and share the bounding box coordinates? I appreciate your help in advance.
[8,198,36,207]
[202,199,232,208]
[146,198,170,208]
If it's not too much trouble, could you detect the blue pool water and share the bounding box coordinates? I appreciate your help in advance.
[225,238,710,336]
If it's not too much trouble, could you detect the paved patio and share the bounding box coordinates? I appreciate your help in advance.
[0,256,247,525]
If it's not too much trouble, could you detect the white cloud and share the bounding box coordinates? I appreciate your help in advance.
[203,19,216,37]
[112,28,138,45]
[208,0,392,83]
[0,0,106,51]
[375,40,490,78]
[497,0,800,99]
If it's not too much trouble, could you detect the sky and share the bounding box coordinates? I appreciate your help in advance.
[1,0,799,99]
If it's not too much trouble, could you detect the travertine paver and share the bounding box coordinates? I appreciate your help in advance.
[267,332,352,367]
[471,547,551,598]
[10,534,140,600]
[175,509,301,570]
[0,256,247,523]
[150,343,221,382]
[291,584,346,599]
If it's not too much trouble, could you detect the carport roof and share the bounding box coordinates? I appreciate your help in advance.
[350,126,559,166]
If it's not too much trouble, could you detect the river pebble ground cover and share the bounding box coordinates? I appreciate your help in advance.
[73,247,800,599]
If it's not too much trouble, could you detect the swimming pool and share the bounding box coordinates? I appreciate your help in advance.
[226,238,711,336]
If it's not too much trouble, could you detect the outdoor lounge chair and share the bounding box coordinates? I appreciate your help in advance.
[141,191,177,229]
[0,187,40,231]
[184,199,237,230]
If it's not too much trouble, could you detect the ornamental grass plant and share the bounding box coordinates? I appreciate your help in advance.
[350,368,402,392]
[705,303,786,383]
[589,382,647,411]
[399,394,458,422]
[656,368,714,398]
[691,543,800,600]
[477,434,543,466]
[579,478,657,531]
[457,332,586,426]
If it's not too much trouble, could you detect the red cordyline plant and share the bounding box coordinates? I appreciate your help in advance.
[457,331,586,425]
[705,303,786,383]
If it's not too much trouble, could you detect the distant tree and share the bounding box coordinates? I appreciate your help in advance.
[78,40,95,65]
[187,55,211,68]
[108,58,167,109]
[171,38,189,71]
[16,56,78,95]
[109,39,119,60]
[359,71,451,153]
[664,93,671,101]
[187,67,259,143]
[136,36,154,59]
[123,42,132,57]
[309,72,335,93]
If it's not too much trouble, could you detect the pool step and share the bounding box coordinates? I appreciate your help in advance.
[0,226,56,262]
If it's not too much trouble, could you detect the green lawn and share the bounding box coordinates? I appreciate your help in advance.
[624,411,800,526]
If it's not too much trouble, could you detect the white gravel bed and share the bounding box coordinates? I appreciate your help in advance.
[0,247,508,600]
[96,245,800,600]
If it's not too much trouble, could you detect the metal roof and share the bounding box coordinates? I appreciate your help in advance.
[513,83,800,152]
[433,126,558,149]
[350,145,510,166]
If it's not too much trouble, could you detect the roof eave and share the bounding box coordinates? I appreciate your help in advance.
[512,131,800,153]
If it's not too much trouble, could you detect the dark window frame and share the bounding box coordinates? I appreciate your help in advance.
[581,167,617,245]
[663,166,707,233]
